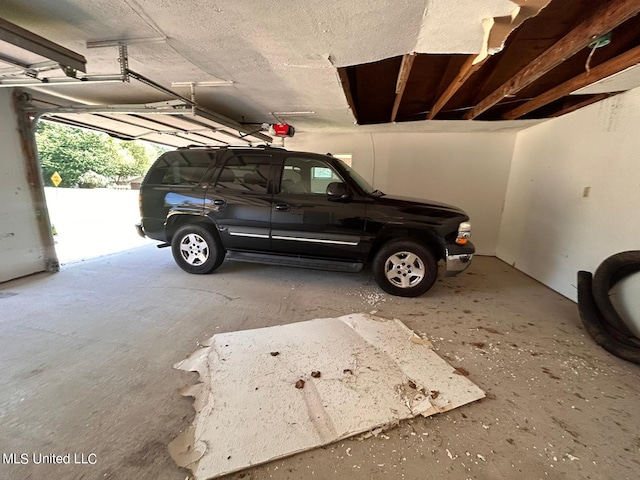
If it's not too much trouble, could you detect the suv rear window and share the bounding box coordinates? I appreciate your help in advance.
[213,154,272,193]
[145,151,215,185]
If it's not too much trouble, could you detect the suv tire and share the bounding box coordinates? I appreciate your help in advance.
[373,239,437,297]
[171,224,225,274]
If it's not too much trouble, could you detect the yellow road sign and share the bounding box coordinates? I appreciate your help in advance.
[51,171,62,187]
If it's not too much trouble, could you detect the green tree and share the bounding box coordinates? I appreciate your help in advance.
[35,122,163,187]
[114,141,155,183]
[36,122,120,187]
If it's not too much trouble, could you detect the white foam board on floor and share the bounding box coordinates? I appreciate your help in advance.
[170,313,485,479]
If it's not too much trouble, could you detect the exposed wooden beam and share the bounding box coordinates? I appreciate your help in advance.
[391,53,416,122]
[503,44,640,119]
[432,57,459,102]
[464,0,640,120]
[337,68,359,123]
[427,54,483,120]
[549,93,614,118]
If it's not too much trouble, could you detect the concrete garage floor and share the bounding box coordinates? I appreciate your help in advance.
[1,247,639,480]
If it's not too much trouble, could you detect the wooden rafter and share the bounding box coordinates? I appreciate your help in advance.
[337,68,359,123]
[432,57,461,102]
[503,45,640,119]
[464,0,640,120]
[549,93,614,118]
[427,54,483,120]
[390,53,416,122]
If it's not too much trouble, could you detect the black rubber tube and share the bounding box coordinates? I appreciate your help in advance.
[577,270,640,349]
[577,271,640,364]
[592,250,640,346]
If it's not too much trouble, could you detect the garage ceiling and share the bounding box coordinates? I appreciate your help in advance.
[0,0,639,146]
[341,0,640,124]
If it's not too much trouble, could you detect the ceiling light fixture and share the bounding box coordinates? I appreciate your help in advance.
[271,111,316,123]
[86,37,167,49]
[271,111,316,116]
[171,81,234,88]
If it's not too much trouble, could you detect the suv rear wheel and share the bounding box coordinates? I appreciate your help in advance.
[171,224,225,274]
[373,239,437,297]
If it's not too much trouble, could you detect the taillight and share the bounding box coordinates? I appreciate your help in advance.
[456,221,471,245]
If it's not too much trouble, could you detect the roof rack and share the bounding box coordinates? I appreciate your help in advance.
[177,144,284,150]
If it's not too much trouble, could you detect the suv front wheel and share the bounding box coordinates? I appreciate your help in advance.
[171,224,225,274]
[373,239,437,297]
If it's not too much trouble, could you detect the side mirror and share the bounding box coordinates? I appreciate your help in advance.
[326,182,352,201]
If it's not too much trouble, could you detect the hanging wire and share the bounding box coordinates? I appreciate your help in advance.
[585,32,612,73]
[403,97,536,120]
[585,45,597,73]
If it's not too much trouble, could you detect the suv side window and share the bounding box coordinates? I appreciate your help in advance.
[281,156,343,194]
[144,151,215,185]
[214,154,272,193]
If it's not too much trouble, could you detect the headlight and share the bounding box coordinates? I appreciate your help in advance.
[456,221,471,245]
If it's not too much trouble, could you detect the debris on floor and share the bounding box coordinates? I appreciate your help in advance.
[169,313,485,479]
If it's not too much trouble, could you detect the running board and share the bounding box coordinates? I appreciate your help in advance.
[226,251,364,273]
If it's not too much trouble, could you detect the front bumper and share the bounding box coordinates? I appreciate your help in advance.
[445,241,474,276]
[135,223,146,239]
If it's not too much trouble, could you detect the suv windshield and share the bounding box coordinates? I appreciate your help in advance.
[337,159,379,195]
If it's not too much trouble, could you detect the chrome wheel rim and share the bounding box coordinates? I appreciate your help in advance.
[179,233,209,266]
[384,251,425,288]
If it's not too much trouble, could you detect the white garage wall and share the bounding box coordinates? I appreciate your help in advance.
[287,131,516,255]
[0,89,47,283]
[496,88,640,301]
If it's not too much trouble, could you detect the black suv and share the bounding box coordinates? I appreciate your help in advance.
[136,146,474,297]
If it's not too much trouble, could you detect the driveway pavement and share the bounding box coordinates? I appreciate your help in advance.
[44,187,151,265]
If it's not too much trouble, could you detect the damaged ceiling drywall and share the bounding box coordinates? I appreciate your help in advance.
[340,0,640,125]
[0,0,639,142]
[170,314,485,479]
[414,0,551,60]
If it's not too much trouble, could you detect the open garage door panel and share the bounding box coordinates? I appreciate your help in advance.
[26,92,267,149]
[0,17,271,148]
[42,111,248,148]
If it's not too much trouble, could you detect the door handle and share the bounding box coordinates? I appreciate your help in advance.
[213,199,226,206]
[274,203,290,212]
